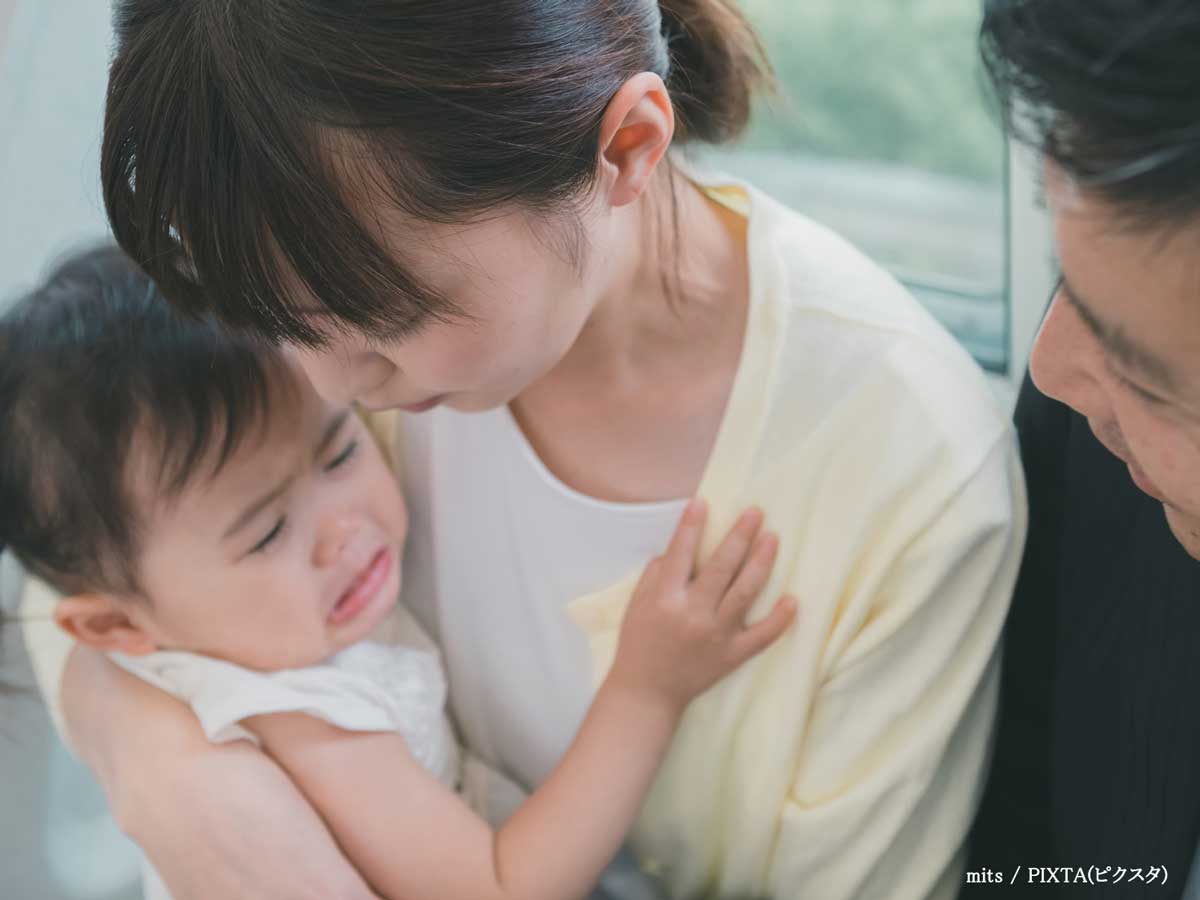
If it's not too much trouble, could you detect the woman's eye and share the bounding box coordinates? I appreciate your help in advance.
[325,439,358,471]
[250,517,287,554]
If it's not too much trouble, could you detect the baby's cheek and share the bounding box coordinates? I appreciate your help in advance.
[384,495,408,544]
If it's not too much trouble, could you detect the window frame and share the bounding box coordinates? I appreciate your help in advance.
[1004,139,1057,390]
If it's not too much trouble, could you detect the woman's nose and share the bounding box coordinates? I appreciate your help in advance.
[313,514,360,568]
[1029,291,1113,422]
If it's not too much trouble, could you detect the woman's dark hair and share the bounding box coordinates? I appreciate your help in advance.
[0,245,291,600]
[102,0,769,347]
[981,0,1200,228]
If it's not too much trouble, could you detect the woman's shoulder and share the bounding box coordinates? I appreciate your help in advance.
[689,160,940,339]
[731,180,1011,481]
[744,182,963,354]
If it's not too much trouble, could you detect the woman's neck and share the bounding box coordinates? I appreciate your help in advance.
[560,165,750,388]
[508,165,751,502]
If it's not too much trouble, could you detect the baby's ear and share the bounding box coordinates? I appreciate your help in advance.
[54,594,157,656]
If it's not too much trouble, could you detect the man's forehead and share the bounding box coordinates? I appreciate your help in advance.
[1052,182,1200,393]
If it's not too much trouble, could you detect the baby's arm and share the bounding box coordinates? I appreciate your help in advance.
[246,500,795,900]
[59,647,381,900]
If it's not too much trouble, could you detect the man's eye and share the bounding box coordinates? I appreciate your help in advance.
[251,517,287,554]
[325,440,358,471]
[1115,370,1166,406]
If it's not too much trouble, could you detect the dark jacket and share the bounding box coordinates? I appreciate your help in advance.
[964,374,1200,898]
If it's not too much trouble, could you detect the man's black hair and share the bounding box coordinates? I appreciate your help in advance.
[982,0,1200,228]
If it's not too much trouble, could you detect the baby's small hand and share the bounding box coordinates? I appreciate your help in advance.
[610,499,796,712]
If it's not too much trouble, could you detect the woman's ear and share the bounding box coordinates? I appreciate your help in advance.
[597,72,675,208]
[54,594,158,656]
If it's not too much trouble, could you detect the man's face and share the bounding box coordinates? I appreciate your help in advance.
[1031,167,1200,558]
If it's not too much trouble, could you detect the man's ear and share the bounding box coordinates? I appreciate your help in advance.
[54,593,158,656]
[597,72,676,208]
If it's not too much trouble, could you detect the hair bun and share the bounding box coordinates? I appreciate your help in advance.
[658,0,772,144]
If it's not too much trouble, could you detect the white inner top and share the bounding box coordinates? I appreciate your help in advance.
[399,404,688,791]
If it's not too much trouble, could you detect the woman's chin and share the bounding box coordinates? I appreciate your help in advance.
[443,391,511,414]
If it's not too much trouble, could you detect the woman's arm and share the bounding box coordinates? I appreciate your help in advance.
[61,647,381,900]
[248,501,795,900]
[761,436,1026,899]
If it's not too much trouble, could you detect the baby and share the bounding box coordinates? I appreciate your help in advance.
[0,246,796,900]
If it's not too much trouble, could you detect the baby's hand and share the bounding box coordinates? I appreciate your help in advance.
[609,499,796,712]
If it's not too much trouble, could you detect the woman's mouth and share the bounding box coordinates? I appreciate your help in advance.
[329,547,393,625]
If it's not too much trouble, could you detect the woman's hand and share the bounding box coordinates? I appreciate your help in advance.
[609,499,796,713]
[61,647,379,900]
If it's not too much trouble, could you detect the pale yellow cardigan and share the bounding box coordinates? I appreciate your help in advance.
[22,175,1025,900]
[563,181,1025,899]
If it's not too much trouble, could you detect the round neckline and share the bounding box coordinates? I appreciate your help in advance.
[496,403,689,515]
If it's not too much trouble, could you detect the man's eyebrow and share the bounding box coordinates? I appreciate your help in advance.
[315,411,351,460]
[1059,278,1178,390]
[223,476,294,541]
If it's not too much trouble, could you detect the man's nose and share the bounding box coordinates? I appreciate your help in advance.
[313,514,360,568]
[1029,291,1113,423]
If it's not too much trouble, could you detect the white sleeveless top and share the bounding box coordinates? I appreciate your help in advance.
[397,404,688,799]
[112,610,461,791]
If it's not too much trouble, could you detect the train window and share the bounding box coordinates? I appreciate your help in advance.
[706,0,1011,374]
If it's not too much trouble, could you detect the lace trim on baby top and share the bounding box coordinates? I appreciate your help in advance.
[113,641,461,788]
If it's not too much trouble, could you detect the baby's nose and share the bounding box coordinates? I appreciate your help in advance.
[313,514,359,568]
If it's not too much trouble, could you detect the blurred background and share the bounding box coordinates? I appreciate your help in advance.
[0,2,1033,897]
[709,0,1008,370]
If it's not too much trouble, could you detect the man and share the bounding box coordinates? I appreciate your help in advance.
[966,1,1200,896]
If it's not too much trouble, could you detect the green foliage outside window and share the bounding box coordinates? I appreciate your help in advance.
[738,0,1002,184]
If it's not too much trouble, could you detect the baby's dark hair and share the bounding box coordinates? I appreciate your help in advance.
[0,245,293,600]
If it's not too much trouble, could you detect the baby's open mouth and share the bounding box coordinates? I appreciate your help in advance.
[329,547,392,624]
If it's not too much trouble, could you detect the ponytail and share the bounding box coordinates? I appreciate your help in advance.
[658,0,773,144]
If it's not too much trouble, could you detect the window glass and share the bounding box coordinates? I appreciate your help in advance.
[707,0,1009,371]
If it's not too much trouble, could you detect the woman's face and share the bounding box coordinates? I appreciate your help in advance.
[290,73,674,412]
[292,202,617,414]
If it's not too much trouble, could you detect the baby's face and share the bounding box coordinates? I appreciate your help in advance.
[125,368,407,670]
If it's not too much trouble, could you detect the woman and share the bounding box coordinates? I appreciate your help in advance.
[23,1,1024,898]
